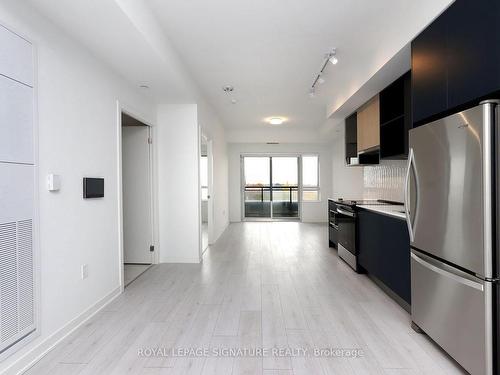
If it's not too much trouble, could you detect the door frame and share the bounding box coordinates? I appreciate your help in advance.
[116,101,156,292]
[199,131,214,254]
[240,153,302,221]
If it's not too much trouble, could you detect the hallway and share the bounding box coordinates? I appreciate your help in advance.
[25,223,463,375]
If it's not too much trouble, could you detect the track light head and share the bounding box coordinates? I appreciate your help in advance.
[328,48,338,65]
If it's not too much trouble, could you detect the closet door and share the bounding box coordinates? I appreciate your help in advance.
[0,75,33,164]
[0,24,33,87]
[0,24,36,357]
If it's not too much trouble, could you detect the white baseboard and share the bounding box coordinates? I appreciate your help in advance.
[3,286,122,375]
[212,221,229,244]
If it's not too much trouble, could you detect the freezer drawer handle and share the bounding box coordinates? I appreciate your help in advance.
[411,253,484,291]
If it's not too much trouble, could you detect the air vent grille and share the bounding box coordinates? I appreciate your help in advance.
[17,220,34,331]
[0,222,18,343]
[0,219,35,353]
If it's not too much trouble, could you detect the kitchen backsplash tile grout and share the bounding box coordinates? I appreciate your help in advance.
[362,160,406,202]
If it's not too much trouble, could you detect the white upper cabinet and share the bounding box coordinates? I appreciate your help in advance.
[0,75,34,164]
[0,25,33,87]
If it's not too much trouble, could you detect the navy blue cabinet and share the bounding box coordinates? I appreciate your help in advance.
[412,13,448,125]
[357,209,411,306]
[446,0,500,110]
[412,0,500,126]
[379,71,411,159]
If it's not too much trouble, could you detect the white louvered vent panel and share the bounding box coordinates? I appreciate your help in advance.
[17,219,34,332]
[0,222,19,344]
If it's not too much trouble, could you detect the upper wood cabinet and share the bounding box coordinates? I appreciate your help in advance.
[357,94,380,153]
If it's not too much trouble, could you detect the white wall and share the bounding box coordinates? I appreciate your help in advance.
[0,2,156,374]
[156,104,201,263]
[201,200,208,223]
[331,126,365,200]
[228,143,332,223]
[155,101,229,263]
[198,102,229,242]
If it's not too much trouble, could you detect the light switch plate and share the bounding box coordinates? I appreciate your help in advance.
[47,174,61,192]
[81,264,88,280]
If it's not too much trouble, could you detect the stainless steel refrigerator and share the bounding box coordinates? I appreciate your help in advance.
[405,100,499,375]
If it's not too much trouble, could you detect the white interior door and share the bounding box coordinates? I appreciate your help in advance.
[122,125,152,264]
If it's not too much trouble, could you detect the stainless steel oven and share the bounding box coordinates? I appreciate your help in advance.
[335,203,359,272]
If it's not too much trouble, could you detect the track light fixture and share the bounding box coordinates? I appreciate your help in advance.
[309,48,338,97]
[328,50,338,65]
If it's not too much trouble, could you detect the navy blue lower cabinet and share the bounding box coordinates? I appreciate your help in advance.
[357,209,411,307]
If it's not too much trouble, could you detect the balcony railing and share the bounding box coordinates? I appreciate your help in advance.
[244,186,299,218]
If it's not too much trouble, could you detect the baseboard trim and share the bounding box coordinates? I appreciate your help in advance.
[211,221,229,244]
[3,286,122,375]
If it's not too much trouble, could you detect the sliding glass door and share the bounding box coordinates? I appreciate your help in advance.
[242,156,299,220]
[243,157,271,218]
[271,157,299,218]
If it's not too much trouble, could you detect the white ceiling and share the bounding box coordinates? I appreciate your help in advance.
[145,0,453,130]
[27,0,453,132]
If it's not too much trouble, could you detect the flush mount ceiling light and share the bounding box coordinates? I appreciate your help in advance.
[269,117,284,125]
[309,48,338,97]
[222,85,237,104]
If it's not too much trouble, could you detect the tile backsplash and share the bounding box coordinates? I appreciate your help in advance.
[362,160,407,202]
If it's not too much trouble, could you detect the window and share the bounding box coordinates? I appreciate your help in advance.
[200,155,208,200]
[302,155,320,201]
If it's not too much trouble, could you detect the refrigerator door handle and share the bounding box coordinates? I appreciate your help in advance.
[404,148,415,242]
[411,252,484,291]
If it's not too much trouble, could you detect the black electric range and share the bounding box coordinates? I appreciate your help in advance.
[333,199,402,272]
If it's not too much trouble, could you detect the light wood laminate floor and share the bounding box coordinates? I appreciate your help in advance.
[124,264,152,287]
[25,222,465,375]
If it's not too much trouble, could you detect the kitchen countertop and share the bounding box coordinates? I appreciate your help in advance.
[357,204,406,220]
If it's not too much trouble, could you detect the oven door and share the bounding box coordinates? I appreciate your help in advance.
[336,205,356,254]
